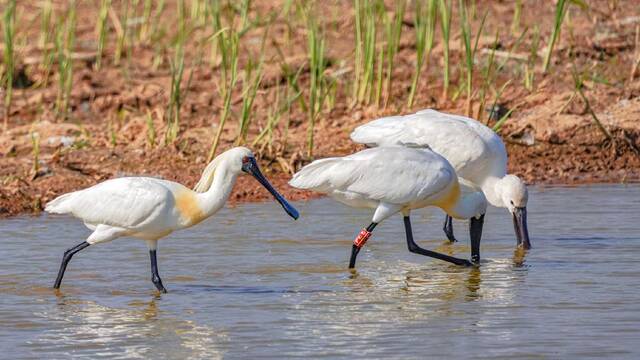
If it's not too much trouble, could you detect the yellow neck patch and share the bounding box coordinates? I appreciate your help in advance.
[434,182,461,213]
[175,190,205,226]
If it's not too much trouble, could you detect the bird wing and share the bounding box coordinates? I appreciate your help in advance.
[290,147,454,205]
[47,177,174,229]
[350,109,507,180]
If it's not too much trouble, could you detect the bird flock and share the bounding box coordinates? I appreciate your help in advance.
[46,109,531,292]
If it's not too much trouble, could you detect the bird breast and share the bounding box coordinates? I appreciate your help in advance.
[174,190,206,226]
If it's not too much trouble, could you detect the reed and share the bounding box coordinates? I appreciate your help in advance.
[164,41,185,145]
[146,110,157,148]
[31,132,40,175]
[2,0,16,130]
[252,82,283,150]
[54,1,77,119]
[95,0,111,70]
[489,79,512,131]
[524,26,540,92]
[352,0,380,106]
[305,11,330,157]
[438,0,452,100]
[383,1,405,108]
[114,0,130,66]
[207,6,240,161]
[511,0,521,35]
[108,117,117,148]
[542,0,585,73]
[458,0,487,116]
[235,59,264,146]
[150,0,166,70]
[39,0,54,86]
[476,31,499,122]
[491,107,515,133]
[407,0,437,108]
[571,65,612,140]
[139,0,153,41]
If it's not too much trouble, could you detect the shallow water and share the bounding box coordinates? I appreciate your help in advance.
[1,185,639,359]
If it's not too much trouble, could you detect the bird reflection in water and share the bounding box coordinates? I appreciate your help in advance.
[512,247,528,268]
[39,296,226,359]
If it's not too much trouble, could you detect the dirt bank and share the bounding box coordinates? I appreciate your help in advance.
[1,1,639,217]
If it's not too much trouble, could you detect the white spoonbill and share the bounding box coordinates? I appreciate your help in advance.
[289,146,487,268]
[45,147,299,293]
[350,109,531,250]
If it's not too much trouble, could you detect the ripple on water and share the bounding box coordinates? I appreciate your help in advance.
[1,185,640,359]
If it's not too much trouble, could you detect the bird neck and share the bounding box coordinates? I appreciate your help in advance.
[197,161,239,217]
[447,191,485,220]
[435,181,482,220]
[480,176,504,208]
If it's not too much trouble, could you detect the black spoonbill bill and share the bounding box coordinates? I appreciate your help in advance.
[351,109,531,250]
[289,146,487,269]
[45,147,299,292]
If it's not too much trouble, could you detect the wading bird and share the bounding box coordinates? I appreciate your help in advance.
[46,147,299,293]
[350,109,531,250]
[289,146,487,268]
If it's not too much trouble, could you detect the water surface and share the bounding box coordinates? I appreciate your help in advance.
[1,185,639,359]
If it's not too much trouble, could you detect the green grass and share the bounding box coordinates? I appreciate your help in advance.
[305,11,331,157]
[542,0,586,73]
[2,0,16,130]
[407,0,437,109]
[438,0,452,100]
[235,59,264,146]
[524,26,540,91]
[459,0,487,116]
[145,110,157,148]
[352,0,381,106]
[383,1,405,108]
[95,0,111,70]
[207,2,240,161]
[39,0,53,85]
[571,64,612,140]
[164,37,186,145]
[0,0,603,164]
[54,1,77,119]
[114,0,130,66]
[31,131,40,174]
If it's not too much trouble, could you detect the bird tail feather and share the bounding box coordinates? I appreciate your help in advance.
[44,192,78,214]
[289,158,342,192]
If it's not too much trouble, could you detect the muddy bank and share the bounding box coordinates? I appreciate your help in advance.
[2,101,639,218]
[1,1,640,217]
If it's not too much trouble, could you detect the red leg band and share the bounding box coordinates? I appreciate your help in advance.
[354,229,372,248]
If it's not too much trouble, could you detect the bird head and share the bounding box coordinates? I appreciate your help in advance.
[230,147,299,220]
[496,175,531,249]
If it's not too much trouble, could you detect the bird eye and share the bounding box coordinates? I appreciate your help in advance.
[510,200,514,205]
[242,156,250,164]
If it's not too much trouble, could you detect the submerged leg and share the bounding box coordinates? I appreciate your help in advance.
[404,216,472,266]
[470,214,485,264]
[443,214,457,242]
[349,222,378,269]
[53,241,91,289]
[149,249,167,293]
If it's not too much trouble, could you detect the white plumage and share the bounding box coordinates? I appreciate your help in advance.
[47,177,189,241]
[290,146,484,219]
[290,146,487,268]
[46,147,298,292]
[350,109,531,249]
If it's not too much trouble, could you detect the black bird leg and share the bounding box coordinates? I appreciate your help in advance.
[53,241,91,289]
[470,214,485,264]
[149,250,167,293]
[443,214,457,242]
[349,222,377,269]
[404,216,472,266]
